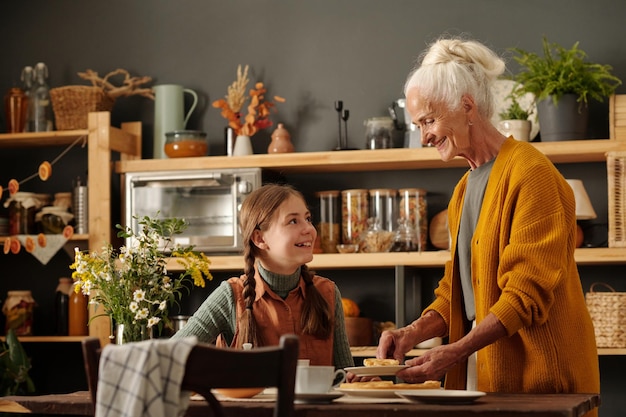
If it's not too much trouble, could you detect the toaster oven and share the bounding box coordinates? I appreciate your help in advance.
[123,168,262,253]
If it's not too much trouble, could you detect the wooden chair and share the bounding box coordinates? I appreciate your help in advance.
[81,334,299,417]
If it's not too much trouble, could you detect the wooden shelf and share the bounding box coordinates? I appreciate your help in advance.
[0,234,88,243]
[166,247,626,272]
[0,336,89,343]
[116,139,624,174]
[0,129,88,147]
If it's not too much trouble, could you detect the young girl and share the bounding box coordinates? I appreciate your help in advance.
[174,183,354,369]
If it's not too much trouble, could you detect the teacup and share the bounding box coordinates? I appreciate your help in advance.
[295,365,346,394]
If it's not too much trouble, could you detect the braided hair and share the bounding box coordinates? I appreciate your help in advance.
[236,184,333,348]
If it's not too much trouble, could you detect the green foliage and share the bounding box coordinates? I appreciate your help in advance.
[70,215,212,342]
[0,329,35,396]
[510,37,622,105]
[499,97,530,120]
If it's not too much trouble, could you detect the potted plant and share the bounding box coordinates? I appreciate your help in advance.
[0,329,35,396]
[497,96,533,142]
[510,37,622,141]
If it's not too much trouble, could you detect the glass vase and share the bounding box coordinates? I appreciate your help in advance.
[114,322,151,344]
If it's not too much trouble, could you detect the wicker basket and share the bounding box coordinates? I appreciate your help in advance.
[50,86,115,130]
[607,151,626,247]
[585,282,626,348]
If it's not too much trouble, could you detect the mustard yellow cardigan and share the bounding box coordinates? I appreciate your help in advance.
[426,138,600,399]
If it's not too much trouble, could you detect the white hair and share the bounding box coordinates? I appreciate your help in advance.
[404,37,506,118]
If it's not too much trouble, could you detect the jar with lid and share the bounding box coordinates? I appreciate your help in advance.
[368,188,397,233]
[2,290,36,335]
[398,188,428,251]
[55,278,72,336]
[69,282,89,336]
[364,117,394,149]
[5,192,39,235]
[341,189,369,246]
[390,217,419,252]
[315,190,341,253]
[360,217,394,253]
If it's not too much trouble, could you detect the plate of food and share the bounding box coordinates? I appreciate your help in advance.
[396,389,486,404]
[345,358,407,377]
[491,79,539,141]
[338,380,442,398]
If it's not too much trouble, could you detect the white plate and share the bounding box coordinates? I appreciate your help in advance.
[491,79,539,140]
[294,392,344,404]
[396,389,486,404]
[336,388,401,398]
[345,365,408,376]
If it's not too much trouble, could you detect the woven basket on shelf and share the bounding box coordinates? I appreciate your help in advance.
[50,86,115,130]
[607,151,626,247]
[585,282,626,348]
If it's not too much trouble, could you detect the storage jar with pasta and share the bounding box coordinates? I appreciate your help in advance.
[398,188,428,251]
[316,190,341,253]
[341,189,369,247]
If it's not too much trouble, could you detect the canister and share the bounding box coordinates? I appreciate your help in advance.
[6,192,39,235]
[341,189,369,245]
[398,188,428,251]
[315,190,341,253]
[2,290,36,335]
[368,188,397,232]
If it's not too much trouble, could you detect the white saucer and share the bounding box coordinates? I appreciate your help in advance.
[294,392,344,404]
[345,365,408,377]
[396,389,486,404]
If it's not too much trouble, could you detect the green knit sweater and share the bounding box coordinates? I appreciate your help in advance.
[427,138,600,400]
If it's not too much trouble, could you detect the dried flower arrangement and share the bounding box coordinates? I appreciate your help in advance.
[212,65,285,137]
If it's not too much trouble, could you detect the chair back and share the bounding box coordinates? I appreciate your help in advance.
[81,334,299,417]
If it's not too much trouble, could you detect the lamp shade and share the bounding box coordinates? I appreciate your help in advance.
[566,179,597,220]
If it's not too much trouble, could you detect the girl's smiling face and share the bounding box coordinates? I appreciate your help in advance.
[252,195,317,275]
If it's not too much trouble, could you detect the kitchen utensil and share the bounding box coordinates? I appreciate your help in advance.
[153,84,198,159]
[389,99,421,148]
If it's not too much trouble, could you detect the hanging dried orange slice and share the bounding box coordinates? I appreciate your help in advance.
[0,185,3,196]
[8,179,19,195]
[10,238,21,254]
[63,225,74,239]
[3,238,11,254]
[25,236,35,253]
[37,233,47,248]
[38,161,52,181]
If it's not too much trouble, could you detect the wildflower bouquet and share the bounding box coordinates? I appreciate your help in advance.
[70,215,212,342]
[212,64,285,137]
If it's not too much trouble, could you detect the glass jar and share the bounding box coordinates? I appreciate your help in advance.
[2,290,36,335]
[315,190,341,253]
[341,189,369,246]
[398,188,428,251]
[164,130,208,158]
[390,217,419,252]
[6,192,38,235]
[369,188,397,233]
[364,117,394,149]
[361,217,394,253]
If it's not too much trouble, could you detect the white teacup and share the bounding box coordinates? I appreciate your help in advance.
[295,365,346,394]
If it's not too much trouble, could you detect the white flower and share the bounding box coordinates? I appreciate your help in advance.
[133,289,146,302]
[129,301,139,312]
[147,317,161,328]
[135,308,149,320]
[158,300,167,311]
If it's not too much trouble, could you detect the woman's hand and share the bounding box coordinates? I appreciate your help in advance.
[376,326,419,363]
[395,344,459,383]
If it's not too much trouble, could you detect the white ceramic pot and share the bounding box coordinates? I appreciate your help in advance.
[498,119,532,142]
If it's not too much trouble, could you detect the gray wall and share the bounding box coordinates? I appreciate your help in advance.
[1,1,625,414]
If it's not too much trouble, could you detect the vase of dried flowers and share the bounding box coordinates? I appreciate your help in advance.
[212,65,285,153]
[233,134,253,156]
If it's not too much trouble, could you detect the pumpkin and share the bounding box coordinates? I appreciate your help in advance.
[341,298,360,317]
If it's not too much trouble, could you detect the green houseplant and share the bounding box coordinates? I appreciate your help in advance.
[0,329,35,396]
[510,37,622,141]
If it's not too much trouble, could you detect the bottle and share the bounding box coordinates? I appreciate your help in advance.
[26,62,53,132]
[21,66,34,131]
[55,277,72,336]
[4,87,28,133]
[69,282,89,336]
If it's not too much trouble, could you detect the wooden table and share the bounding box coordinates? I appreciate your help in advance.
[0,390,600,417]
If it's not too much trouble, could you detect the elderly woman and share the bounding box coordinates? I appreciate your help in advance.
[377,36,599,412]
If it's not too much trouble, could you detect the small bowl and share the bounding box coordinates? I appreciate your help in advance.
[336,244,359,253]
[164,130,208,158]
[214,388,264,398]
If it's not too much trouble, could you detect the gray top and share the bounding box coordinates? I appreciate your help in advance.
[173,264,354,369]
[458,159,494,321]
